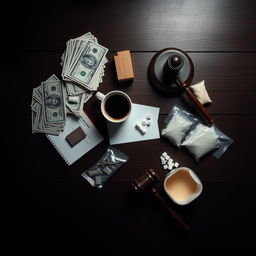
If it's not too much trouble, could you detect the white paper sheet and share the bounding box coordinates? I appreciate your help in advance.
[46,112,103,165]
[107,103,160,145]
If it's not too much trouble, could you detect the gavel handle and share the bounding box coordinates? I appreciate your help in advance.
[177,77,214,125]
[151,187,190,230]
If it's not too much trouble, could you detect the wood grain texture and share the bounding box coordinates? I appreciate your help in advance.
[5,0,256,52]
[5,0,256,254]
[11,52,256,115]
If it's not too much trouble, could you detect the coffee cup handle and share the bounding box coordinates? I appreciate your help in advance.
[95,91,105,101]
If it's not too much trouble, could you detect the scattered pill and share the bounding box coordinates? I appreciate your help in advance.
[141,120,147,126]
[160,153,181,172]
[167,160,173,167]
[165,155,170,161]
[68,96,79,104]
[135,122,146,135]
[146,120,151,126]
[168,163,174,170]
[162,152,168,157]
[174,162,179,168]
[160,156,166,165]
[146,114,151,120]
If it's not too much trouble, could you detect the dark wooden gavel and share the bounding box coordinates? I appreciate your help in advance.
[177,76,214,125]
[131,169,189,230]
[166,54,214,125]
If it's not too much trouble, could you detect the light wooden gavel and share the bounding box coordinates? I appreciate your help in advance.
[131,169,189,230]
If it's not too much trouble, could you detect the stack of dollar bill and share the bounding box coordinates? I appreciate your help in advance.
[61,32,109,91]
[31,75,66,135]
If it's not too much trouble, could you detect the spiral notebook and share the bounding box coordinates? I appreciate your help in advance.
[46,112,103,165]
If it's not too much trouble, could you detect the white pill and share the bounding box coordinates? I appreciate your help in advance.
[165,155,170,161]
[174,162,179,168]
[163,164,168,169]
[160,156,166,165]
[146,121,151,126]
[167,158,173,165]
[68,96,79,104]
[135,122,146,135]
[146,114,151,120]
[162,152,168,157]
[168,163,174,170]
[141,120,146,126]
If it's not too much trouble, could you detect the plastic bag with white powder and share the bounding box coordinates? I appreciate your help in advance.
[162,105,198,147]
[162,105,233,161]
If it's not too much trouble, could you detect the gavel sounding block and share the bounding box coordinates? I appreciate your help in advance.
[66,126,86,147]
[114,50,134,81]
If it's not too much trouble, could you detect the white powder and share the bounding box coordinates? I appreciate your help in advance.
[161,112,194,147]
[181,123,220,161]
[190,80,212,105]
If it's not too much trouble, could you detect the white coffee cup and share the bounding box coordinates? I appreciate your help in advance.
[95,90,132,123]
[163,167,203,205]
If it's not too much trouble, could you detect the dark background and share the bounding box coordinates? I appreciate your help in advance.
[5,0,256,254]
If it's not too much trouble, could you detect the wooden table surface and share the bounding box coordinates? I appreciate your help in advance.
[6,0,256,254]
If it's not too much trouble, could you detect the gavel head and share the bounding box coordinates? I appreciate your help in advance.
[163,54,184,81]
[131,169,160,194]
[168,54,184,71]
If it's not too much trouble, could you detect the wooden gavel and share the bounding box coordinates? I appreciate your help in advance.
[166,54,214,125]
[168,54,213,125]
[177,76,214,125]
[131,169,189,230]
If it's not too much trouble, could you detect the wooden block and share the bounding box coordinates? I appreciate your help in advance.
[114,50,134,81]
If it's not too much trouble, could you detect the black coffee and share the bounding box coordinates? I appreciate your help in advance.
[104,95,130,120]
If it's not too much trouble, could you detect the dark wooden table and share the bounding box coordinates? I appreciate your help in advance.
[5,0,256,254]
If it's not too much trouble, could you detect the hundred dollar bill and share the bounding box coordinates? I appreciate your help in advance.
[41,80,66,124]
[67,40,108,88]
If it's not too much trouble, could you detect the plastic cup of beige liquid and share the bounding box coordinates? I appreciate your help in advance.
[163,167,203,205]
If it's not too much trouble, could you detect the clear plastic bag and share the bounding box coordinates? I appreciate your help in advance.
[81,146,129,189]
[212,126,234,159]
[162,105,198,147]
[163,105,234,161]
[181,123,220,162]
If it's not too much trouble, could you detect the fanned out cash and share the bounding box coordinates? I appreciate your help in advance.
[31,32,108,136]
[31,75,67,135]
[61,32,108,91]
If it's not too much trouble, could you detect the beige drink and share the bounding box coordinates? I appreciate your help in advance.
[164,167,202,205]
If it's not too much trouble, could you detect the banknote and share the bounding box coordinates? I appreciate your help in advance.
[41,80,66,124]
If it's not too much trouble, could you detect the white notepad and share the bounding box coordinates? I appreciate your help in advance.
[46,112,103,165]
